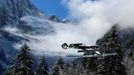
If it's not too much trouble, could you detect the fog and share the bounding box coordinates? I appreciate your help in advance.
[5,0,134,56]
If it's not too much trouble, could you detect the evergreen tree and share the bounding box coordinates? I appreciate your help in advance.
[36,56,49,75]
[52,66,60,75]
[6,44,34,75]
[52,57,64,75]
[96,25,126,75]
[87,57,98,72]
[56,57,64,69]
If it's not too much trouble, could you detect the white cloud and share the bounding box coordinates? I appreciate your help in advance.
[64,0,134,28]
[102,0,134,28]
[7,0,134,56]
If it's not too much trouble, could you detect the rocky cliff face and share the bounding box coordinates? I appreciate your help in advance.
[0,0,50,74]
[0,0,45,27]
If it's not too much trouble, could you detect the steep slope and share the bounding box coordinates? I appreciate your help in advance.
[0,0,46,27]
[0,0,53,74]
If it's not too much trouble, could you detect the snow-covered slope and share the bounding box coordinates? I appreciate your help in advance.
[0,0,133,75]
[0,1,78,74]
[0,0,53,74]
[0,0,46,27]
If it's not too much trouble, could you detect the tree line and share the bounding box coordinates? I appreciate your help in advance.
[5,25,127,75]
[5,44,48,75]
[5,43,68,75]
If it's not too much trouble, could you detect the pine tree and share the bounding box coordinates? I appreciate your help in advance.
[87,57,98,72]
[56,57,64,69]
[52,57,64,75]
[52,66,60,75]
[6,44,34,75]
[36,56,49,75]
[96,25,126,75]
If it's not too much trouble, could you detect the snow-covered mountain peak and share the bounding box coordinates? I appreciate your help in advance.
[0,0,47,27]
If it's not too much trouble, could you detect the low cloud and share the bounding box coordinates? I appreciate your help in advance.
[6,0,134,56]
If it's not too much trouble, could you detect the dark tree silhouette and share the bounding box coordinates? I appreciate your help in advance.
[52,57,65,75]
[6,44,34,75]
[36,56,49,75]
[96,25,127,75]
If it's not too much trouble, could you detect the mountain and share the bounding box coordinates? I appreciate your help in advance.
[0,0,55,74]
[48,15,61,22]
[0,0,133,75]
[0,0,47,27]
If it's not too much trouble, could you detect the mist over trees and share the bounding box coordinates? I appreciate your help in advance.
[4,29,128,75]
[96,26,126,75]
